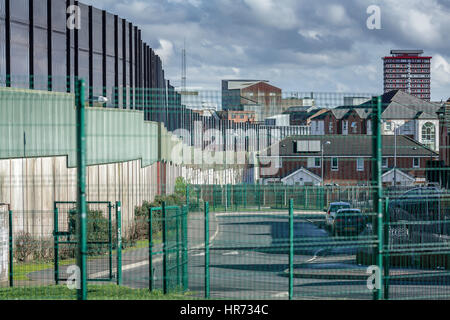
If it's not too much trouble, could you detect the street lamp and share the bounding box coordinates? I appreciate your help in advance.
[322,140,331,186]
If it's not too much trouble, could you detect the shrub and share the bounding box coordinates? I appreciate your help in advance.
[14,232,38,262]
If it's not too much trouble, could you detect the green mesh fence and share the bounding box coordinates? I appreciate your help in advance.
[1,75,450,300]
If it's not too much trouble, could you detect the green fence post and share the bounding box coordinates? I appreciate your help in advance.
[384,197,390,300]
[149,207,153,291]
[372,95,384,300]
[76,78,88,301]
[176,208,181,287]
[182,205,188,292]
[289,199,294,300]
[108,203,113,280]
[8,207,13,287]
[54,205,59,285]
[116,201,122,286]
[204,202,210,299]
[162,202,168,294]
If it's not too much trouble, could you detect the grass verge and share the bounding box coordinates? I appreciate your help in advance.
[0,285,198,300]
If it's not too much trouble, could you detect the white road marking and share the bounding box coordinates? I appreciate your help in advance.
[222,251,239,256]
[272,292,289,298]
[306,248,325,263]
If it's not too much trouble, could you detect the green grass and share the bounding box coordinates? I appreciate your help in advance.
[0,285,198,300]
[13,259,76,281]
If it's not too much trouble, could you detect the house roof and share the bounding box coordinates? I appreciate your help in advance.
[265,135,438,158]
[281,167,322,183]
[356,90,441,120]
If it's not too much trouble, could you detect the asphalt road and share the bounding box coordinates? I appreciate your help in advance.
[28,211,450,300]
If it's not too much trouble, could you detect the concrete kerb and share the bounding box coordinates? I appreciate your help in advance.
[281,266,450,283]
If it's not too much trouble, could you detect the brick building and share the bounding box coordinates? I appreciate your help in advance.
[221,80,282,121]
[258,135,438,186]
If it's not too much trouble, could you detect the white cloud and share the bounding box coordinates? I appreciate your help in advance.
[243,0,299,30]
[155,39,174,64]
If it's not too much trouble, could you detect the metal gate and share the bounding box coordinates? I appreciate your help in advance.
[53,201,122,284]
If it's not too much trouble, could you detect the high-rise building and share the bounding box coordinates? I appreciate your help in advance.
[383,50,431,101]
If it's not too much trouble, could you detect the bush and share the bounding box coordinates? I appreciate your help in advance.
[14,232,38,262]
[68,209,111,257]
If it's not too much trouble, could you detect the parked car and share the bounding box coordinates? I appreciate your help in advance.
[332,208,367,237]
[388,187,442,221]
[356,190,450,269]
[325,202,351,227]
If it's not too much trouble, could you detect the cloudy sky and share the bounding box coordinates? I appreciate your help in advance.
[81,0,450,101]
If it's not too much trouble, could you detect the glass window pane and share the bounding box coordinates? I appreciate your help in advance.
[52,31,66,91]
[106,55,115,107]
[33,0,47,28]
[0,0,5,18]
[52,0,66,32]
[10,22,29,88]
[92,8,102,53]
[33,27,48,90]
[10,0,28,23]
[105,13,114,56]
[79,49,89,90]
[78,4,89,50]
[92,52,102,98]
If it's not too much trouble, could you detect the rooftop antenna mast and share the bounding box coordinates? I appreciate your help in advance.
[181,39,187,128]
[181,39,187,94]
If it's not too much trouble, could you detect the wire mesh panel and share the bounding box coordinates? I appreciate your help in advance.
[54,202,117,284]
[0,207,9,286]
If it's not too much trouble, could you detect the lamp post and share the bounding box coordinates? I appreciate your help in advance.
[322,141,331,186]
[394,122,397,188]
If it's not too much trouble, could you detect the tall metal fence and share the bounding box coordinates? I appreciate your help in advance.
[1,77,450,300]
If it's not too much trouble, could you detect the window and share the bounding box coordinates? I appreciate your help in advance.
[385,121,392,131]
[308,157,321,168]
[357,158,364,171]
[331,158,338,171]
[382,157,388,168]
[422,122,435,150]
[351,122,357,133]
[328,122,333,133]
[413,158,420,168]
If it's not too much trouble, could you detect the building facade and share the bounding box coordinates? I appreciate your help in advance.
[221,80,282,121]
[383,50,431,101]
[0,0,188,130]
[258,135,438,186]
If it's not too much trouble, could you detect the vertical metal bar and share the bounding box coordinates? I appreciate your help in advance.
[149,207,153,291]
[289,199,294,300]
[372,95,384,300]
[116,201,122,286]
[384,197,390,300]
[108,203,113,280]
[204,202,210,299]
[76,79,87,300]
[182,205,188,291]
[54,205,59,285]
[176,207,180,287]
[8,207,13,287]
[162,202,168,294]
